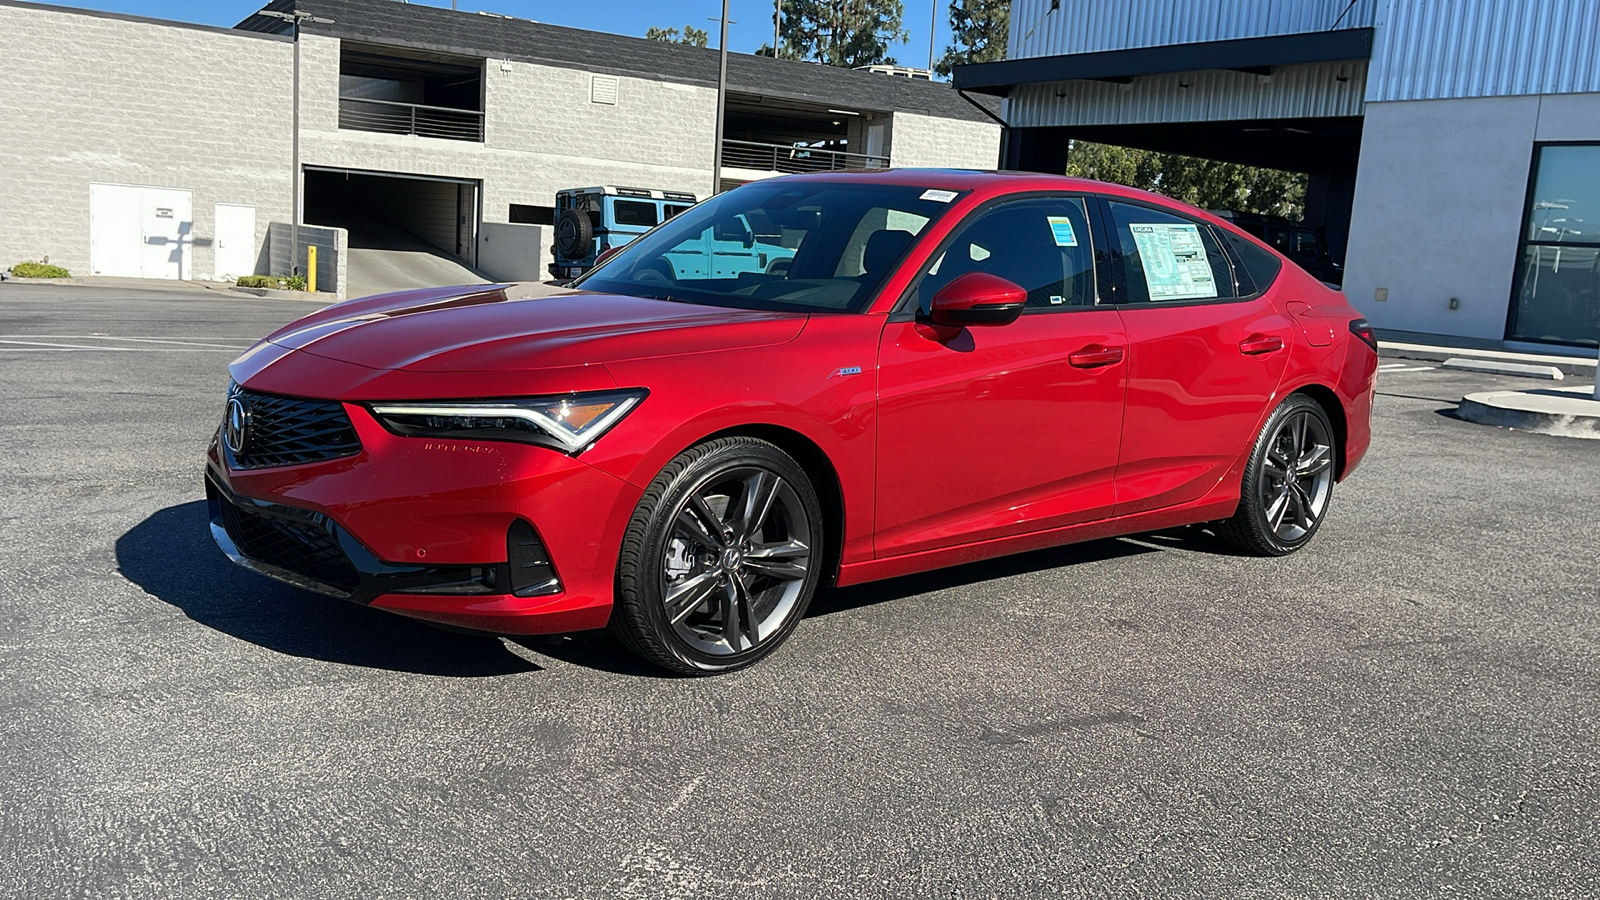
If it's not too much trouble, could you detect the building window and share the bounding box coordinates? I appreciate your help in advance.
[1509,143,1600,347]
[509,204,554,225]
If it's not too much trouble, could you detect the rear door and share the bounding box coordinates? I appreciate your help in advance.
[1096,197,1292,517]
[874,195,1127,557]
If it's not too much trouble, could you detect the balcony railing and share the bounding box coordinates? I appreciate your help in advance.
[721,139,889,174]
[338,97,484,142]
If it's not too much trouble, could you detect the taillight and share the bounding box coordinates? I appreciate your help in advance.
[1349,318,1378,351]
[596,244,618,265]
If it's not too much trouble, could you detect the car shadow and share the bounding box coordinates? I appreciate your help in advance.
[116,500,541,676]
[809,528,1232,616]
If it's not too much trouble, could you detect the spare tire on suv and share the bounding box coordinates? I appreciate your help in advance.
[555,208,594,260]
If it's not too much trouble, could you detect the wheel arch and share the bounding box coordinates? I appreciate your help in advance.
[701,423,846,587]
[1289,383,1349,480]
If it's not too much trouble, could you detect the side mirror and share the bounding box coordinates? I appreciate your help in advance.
[926,272,1026,327]
[714,218,755,249]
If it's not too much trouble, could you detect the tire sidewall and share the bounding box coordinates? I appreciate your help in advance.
[1242,395,1334,555]
[629,440,823,672]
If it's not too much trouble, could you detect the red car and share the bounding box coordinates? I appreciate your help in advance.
[208,170,1377,674]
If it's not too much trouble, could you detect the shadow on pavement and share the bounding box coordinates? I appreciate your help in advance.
[810,534,1179,617]
[116,501,541,677]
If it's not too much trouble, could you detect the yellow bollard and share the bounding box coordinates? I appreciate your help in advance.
[306,245,318,294]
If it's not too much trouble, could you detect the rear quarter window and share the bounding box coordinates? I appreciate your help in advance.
[1217,229,1284,295]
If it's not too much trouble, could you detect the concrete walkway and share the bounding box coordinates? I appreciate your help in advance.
[1378,332,1600,438]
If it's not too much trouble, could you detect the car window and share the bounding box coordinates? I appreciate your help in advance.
[913,197,1097,313]
[577,183,965,313]
[833,209,932,278]
[663,204,691,220]
[1106,201,1236,304]
[612,199,658,228]
[1216,229,1283,296]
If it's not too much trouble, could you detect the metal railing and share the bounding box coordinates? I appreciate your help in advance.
[338,97,484,142]
[721,139,889,174]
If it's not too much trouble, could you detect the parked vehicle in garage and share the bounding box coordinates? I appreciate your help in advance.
[548,185,697,279]
[1210,210,1343,286]
[209,170,1378,675]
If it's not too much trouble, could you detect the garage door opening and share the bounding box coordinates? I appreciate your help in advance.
[304,167,486,296]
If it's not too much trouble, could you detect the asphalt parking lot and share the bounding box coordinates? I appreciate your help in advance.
[2,282,1597,898]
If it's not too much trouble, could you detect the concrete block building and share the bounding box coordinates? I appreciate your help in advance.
[957,0,1600,352]
[0,0,1001,290]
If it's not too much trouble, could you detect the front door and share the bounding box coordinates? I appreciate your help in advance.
[875,196,1127,558]
[214,203,256,281]
[1098,198,1293,516]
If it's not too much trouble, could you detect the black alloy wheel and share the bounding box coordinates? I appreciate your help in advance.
[611,437,823,674]
[1218,393,1337,556]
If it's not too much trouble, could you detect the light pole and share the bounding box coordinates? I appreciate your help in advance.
[711,0,732,194]
[929,0,938,72]
[773,0,781,58]
[259,9,333,278]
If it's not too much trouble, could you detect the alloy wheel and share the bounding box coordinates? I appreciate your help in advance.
[659,466,812,656]
[1257,409,1335,543]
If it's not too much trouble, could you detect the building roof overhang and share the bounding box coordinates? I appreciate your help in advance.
[953,27,1375,97]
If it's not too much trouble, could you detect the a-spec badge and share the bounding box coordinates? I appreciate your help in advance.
[829,366,863,378]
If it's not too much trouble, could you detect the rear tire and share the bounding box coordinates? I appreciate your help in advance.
[1217,394,1337,557]
[610,437,823,675]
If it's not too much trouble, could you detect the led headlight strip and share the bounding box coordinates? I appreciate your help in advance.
[370,389,646,453]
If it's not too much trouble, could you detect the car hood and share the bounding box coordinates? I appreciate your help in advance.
[258,283,808,373]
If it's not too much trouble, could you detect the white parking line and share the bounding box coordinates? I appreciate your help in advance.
[1381,366,1437,373]
[0,334,249,349]
[0,339,240,352]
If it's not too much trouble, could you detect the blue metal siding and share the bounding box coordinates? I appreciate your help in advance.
[1368,0,1600,101]
[1008,0,1379,60]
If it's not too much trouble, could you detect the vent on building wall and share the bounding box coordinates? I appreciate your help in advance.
[591,74,619,105]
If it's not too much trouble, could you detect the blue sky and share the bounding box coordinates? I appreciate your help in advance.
[70,0,951,71]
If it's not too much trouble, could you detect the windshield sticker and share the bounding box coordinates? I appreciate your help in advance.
[919,189,959,203]
[1128,223,1218,301]
[1046,216,1078,247]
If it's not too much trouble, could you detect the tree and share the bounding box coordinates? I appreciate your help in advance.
[645,24,710,48]
[1066,141,1307,219]
[935,0,1009,76]
[760,0,908,68]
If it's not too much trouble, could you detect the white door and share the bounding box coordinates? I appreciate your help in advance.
[214,204,257,280]
[89,184,143,277]
[90,183,193,279]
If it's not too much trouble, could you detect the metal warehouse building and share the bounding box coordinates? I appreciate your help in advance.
[0,0,1000,295]
[958,0,1600,352]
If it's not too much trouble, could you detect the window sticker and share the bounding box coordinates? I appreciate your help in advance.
[1046,216,1078,247]
[1128,223,1218,301]
[919,189,959,203]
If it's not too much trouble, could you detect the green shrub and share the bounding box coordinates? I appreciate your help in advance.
[11,261,69,278]
[234,274,306,291]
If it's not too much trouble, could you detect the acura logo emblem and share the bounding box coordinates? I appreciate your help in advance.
[225,396,250,455]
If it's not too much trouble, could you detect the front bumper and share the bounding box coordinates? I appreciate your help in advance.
[205,401,642,635]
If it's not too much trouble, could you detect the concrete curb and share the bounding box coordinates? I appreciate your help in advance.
[1441,357,1565,380]
[1457,386,1600,440]
[229,286,332,302]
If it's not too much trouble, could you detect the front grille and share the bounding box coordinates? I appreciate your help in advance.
[230,384,360,469]
[215,489,361,594]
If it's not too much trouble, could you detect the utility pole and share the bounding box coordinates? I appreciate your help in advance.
[712,0,731,193]
[773,0,781,58]
[929,0,938,72]
[259,9,333,279]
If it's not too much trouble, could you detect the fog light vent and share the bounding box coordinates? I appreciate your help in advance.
[507,519,560,597]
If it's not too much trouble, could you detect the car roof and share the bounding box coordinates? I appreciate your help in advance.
[771,168,1177,206]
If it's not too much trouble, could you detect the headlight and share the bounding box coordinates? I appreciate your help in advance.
[370,389,646,453]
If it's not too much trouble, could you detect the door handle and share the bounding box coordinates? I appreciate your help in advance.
[1069,345,1125,368]
[1239,334,1284,356]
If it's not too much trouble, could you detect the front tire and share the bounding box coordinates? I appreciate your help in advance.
[1217,394,1337,556]
[610,437,823,675]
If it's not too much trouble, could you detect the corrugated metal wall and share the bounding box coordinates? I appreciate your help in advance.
[1007,0,1380,60]
[1005,62,1367,127]
[1368,0,1600,101]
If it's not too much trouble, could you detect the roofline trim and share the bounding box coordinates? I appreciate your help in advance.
[953,27,1375,96]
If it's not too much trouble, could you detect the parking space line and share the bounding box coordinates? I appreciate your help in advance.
[0,334,250,349]
[0,339,239,352]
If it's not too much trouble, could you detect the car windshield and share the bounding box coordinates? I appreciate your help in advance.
[575,182,962,313]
